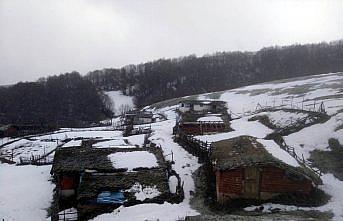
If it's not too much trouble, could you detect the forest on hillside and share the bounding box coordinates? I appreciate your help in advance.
[0,72,112,127]
[86,40,343,107]
[1,40,343,127]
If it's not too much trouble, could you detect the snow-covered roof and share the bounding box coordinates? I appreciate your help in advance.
[51,147,164,174]
[197,116,223,122]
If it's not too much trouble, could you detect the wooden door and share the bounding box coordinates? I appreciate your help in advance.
[244,167,260,199]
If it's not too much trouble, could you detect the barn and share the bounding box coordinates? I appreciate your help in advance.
[210,136,321,204]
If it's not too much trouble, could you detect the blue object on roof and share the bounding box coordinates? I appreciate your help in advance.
[97,191,126,204]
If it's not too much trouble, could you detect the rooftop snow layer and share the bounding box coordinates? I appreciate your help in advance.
[107,151,158,171]
[197,116,223,122]
[257,139,300,167]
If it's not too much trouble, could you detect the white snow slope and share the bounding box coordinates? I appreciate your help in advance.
[0,164,54,221]
[105,90,134,115]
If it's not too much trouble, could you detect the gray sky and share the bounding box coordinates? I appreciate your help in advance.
[1,0,343,85]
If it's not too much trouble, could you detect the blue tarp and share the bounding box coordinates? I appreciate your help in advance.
[96,191,126,204]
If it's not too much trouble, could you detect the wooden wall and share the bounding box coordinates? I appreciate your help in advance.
[260,166,313,194]
[215,166,313,204]
[179,123,226,135]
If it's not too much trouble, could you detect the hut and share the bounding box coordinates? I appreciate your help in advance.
[178,100,227,114]
[175,112,231,136]
[175,100,231,136]
[51,147,168,199]
[51,146,171,220]
[124,110,154,125]
[210,136,321,204]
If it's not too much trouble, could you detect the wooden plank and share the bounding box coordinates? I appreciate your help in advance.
[244,167,260,199]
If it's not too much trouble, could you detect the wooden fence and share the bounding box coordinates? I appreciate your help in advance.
[178,131,212,159]
[280,144,322,177]
[228,98,327,120]
[58,209,78,221]
[18,154,54,165]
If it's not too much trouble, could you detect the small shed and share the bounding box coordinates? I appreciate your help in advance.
[179,100,227,114]
[176,113,231,136]
[0,124,18,137]
[125,110,154,125]
[210,136,321,204]
[51,147,166,198]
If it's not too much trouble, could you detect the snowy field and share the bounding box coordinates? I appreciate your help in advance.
[0,127,148,163]
[0,164,54,221]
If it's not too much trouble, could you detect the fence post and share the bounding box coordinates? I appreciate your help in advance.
[302,97,305,110]
[313,101,316,111]
[302,154,305,164]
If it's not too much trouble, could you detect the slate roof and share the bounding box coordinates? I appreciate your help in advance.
[180,100,226,106]
[51,146,166,174]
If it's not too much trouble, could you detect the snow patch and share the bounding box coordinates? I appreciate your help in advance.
[62,139,82,148]
[197,116,223,122]
[256,110,308,128]
[258,139,300,167]
[107,151,158,171]
[0,164,54,221]
[168,176,178,194]
[127,182,161,201]
[105,91,134,115]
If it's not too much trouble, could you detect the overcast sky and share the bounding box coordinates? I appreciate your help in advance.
[0,0,343,85]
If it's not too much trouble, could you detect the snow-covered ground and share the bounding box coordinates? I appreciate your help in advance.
[1,139,59,163]
[254,110,309,128]
[0,163,54,221]
[105,90,134,115]
[127,182,161,201]
[0,127,148,163]
[194,116,273,144]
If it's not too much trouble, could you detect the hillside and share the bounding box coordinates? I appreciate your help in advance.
[87,41,343,107]
[0,72,342,221]
[1,41,343,128]
[0,72,112,127]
